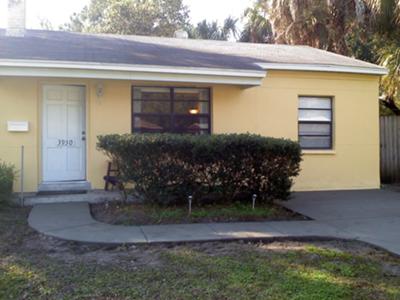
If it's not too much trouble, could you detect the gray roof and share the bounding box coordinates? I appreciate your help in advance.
[0,29,383,72]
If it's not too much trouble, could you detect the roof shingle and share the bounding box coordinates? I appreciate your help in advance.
[0,29,383,72]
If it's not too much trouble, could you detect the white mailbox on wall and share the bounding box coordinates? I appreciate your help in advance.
[7,121,29,132]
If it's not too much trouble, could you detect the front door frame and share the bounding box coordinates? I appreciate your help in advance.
[41,84,87,183]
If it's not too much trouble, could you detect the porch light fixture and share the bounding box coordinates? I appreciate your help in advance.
[96,82,104,98]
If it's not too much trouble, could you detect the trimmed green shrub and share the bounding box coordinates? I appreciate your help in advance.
[98,134,302,205]
[0,161,15,205]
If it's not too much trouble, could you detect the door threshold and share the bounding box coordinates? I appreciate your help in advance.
[38,181,91,194]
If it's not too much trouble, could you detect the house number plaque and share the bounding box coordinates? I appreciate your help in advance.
[57,139,74,147]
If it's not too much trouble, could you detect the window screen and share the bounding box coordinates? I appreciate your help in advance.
[298,97,332,149]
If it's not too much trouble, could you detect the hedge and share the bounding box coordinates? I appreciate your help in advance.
[97,134,302,205]
[0,161,15,205]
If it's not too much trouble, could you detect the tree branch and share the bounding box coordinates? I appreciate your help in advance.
[380,96,400,115]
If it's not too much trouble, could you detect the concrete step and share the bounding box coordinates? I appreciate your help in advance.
[23,190,122,206]
[38,181,92,193]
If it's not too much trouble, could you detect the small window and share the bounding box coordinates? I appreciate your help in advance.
[298,97,333,149]
[132,87,211,134]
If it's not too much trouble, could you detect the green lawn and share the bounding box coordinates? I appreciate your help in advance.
[1,205,400,299]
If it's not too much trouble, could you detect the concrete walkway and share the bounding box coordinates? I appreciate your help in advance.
[28,189,400,255]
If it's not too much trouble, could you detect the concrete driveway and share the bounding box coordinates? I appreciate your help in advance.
[282,189,400,255]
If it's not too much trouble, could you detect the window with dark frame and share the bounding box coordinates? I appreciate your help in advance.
[132,87,211,134]
[298,96,333,150]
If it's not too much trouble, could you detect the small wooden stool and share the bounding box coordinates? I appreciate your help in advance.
[103,161,122,191]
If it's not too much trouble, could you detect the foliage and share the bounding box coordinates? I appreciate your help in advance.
[367,0,400,33]
[0,161,15,205]
[189,17,238,40]
[61,0,190,37]
[265,0,372,55]
[62,0,239,41]
[240,1,274,43]
[269,0,332,50]
[379,38,400,114]
[366,0,400,114]
[38,17,54,30]
[97,134,301,205]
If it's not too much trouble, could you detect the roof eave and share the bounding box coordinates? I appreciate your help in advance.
[257,63,388,75]
[0,59,266,86]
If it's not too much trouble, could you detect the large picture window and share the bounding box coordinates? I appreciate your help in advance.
[298,96,333,149]
[132,87,211,134]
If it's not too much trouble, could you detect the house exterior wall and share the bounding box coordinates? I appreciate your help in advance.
[0,78,38,192]
[0,71,380,193]
[213,71,380,191]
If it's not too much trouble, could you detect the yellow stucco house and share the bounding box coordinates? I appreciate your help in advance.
[0,1,387,195]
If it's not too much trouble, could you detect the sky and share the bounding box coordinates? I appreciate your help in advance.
[0,0,252,29]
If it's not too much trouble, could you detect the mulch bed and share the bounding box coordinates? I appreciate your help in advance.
[90,201,309,226]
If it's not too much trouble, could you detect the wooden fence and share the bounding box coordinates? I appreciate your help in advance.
[380,116,400,183]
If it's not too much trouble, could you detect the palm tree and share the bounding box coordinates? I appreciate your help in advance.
[327,0,362,55]
[223,17,239,40]
[269,0,339,49]
[240,1,274,43]
[378,39,400,114]
[191,17,238,41]
[194,20,222,40]
[364,0,400,114]
[366,0,400,33]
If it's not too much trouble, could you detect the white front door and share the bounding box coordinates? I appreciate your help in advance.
[42,85,86,182]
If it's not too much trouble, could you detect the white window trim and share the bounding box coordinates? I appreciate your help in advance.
[298,96,333,150]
